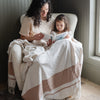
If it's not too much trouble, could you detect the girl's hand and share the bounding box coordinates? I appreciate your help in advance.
[33,33,44,40]
[64,35,70,39]
[47,39,52,46]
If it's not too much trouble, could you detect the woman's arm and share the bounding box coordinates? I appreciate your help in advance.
[20,33,44,42]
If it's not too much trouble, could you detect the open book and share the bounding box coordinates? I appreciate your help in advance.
[32,31,69,47]
[42,31,69,41]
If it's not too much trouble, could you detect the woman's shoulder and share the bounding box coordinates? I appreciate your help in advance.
[22,16,34,24]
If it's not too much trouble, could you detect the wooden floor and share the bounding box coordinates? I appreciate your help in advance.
[80,78,100,100]
[0,83,23,100]
[0,91,23,100]
[0,78,100,100]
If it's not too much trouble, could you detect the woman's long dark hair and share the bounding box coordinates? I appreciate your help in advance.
[53,14,70,32]
[26,0,52,27]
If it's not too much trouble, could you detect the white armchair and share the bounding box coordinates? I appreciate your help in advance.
[12,13,78,94]
[20,13,78,37]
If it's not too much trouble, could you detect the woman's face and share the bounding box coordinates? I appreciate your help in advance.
[56,20,65,33]
[40,3,49,20]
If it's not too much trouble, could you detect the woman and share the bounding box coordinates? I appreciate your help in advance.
[8,0,83,100]
[8,0,53,95]
[20,0,54,42]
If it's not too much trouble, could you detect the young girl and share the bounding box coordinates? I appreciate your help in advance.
[47,14,71,46]
[33,14,71,46]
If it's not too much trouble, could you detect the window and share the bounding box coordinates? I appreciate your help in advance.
[96,0,100,56]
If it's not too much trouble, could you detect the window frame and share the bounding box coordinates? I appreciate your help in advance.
[96,0,100,56]
[84,0,100,67]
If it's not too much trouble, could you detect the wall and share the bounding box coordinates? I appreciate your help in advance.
[0,0,31,83]
[53,0,100,84]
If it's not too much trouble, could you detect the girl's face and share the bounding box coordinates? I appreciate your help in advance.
[40,3,49,20]
[56,20,65,33]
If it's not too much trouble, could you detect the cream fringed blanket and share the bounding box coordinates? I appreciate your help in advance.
[8,38,83,100]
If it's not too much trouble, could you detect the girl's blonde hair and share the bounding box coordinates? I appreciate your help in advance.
[53,14,70,32]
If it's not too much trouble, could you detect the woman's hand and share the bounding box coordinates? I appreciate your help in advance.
[33,33,44,40]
